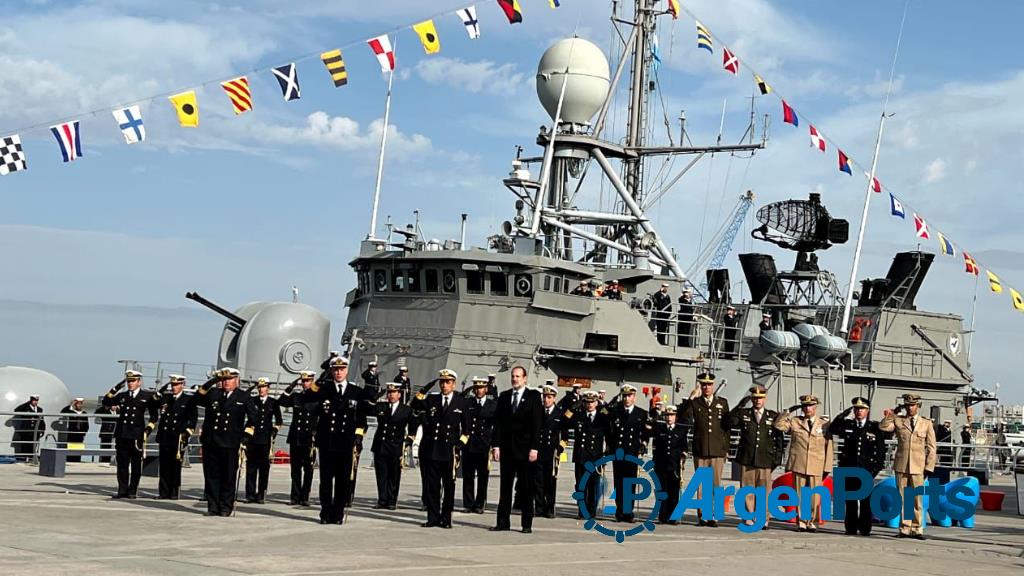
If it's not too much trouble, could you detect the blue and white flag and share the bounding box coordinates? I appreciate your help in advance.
[890,193,905,219]
[50,121,82,162]
[272,63,301,101]
[457,6,481,39]
[112,105,145,144]
[652,33,662,72]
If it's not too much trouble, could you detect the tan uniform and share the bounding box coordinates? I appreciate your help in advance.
[774,413,833,528]
[879,413,936,535]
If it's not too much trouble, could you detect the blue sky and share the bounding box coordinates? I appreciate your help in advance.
[1,0,1022,403]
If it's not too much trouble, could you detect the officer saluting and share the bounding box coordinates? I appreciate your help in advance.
[726,385,784,528]
[651,405,688,525]
[535,383,568,519]
[195,368,255,517]
[677,372,730,527]
[102,370,159,499]
[562,390,608,519]
[879,393,936,540]
[606,384,649,523]
[279,371,317,506]
[827,396,887,536]
[371,382,413,510]
[774,394,832,532]
[462,376,496,514]
[308,356,368,525]
[155,375,197,500]
[245,378,283,504]
[411,368,469,529]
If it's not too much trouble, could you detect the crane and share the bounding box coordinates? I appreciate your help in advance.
[686,190,755,291]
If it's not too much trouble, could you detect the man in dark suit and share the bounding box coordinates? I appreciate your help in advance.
[651,405,689,524]
[489,365,543,533]
[101,370,159,499]
[462,376,496,513]
[155,375,198,499]
[12,395,45,462]
[411,368,469,529]
[309,356,369,525]
[562,390,608,518]
[372,382,413,509]
[245,378,283,504]
[534,384,568,518]
[606,384,650,523]
[651,283,673,345]
[58,397,89,462]
[278,371,318,506]
[195,368,255,516]
[677,372,730,526]
[827,397,887,536]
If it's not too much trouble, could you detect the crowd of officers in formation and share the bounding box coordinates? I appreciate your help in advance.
[13,360,941,539]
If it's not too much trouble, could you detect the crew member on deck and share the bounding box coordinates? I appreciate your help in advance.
[372,383,412,510]
[102,370,159,499]
[827,397,887,536]
[606,384,650,523]
[195,368,254,517]
[279,371,318,506]
[726,385,784,527]
[678,372,730,526]
[58,397,89,462]
[535,384,568,519]
[462,377,496,514]
[155,375,197,500]
[245,378,283,504]
[412,368,468,529]
[774,394,832,532]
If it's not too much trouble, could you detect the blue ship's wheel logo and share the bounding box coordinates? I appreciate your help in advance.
[574,448,665,543]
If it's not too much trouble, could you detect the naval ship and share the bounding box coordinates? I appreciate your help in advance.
[337,0,979,426]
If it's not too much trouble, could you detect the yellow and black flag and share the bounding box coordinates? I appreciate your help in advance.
[1012,288,1024,312]
[168,90,199,127]
[755,74,772,95]
[988,270,1003,294]
[497,0,523,24]
[413,20,441,54]
[321,49,348,87]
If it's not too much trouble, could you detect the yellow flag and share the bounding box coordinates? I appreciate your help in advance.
[987,270,1003,294]
[1012,288,1024,312]
[169,91,199,127]
[413,19,441,54]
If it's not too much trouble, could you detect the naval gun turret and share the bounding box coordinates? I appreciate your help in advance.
[185,291,330,383]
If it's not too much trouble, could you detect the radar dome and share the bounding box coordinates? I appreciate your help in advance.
[536,37,610,125]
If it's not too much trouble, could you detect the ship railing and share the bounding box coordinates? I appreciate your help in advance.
[848,340,950,379]
[641,301,749,362]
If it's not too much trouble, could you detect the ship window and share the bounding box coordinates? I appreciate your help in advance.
[563,277,570,293]
[442,269,457,293]
[553,277,562,293]
[543,275,552,291]
[407,271,421,293]
[374,270,388,292]
[490,272,508,296]
[358,271,370,294]
[467,270,484,294]
[425,269,439,293]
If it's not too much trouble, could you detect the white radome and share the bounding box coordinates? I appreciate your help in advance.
[536,37,611,126]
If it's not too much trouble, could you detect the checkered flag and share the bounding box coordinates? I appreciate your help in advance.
[0,134,27,175]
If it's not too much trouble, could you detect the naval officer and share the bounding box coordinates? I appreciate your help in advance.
[879,393,936,540]
[726,385,784,527]
[678,372,730,526]
[278,371,318,506]
[102,370,159,499]
[774,394,832,532]
[827,396,887,536]
[155,375,197,500]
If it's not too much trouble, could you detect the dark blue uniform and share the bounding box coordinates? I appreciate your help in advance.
[651,420,689,523]
[155,391,198,499]
[245,395,283,502]
[309,380,369,524]
[195,386,255,516]
[828,416,887,535]
[606,404,650,522]
[410,392,469,527]
[461,395,496,512]
[371,401,413,509]
[562,404,609,518]
[279,388,318,505]
[101,387,159,498]
[534,404,568,517]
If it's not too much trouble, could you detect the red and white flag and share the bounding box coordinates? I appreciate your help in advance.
[722,48,739,75]
[913,213,930,239]
[867,174,882,193]
[368,34,396,73]
[809,125,826,152]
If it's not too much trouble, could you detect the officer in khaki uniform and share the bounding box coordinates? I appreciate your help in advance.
[879,393,936,540]
[726,385,784,526]
[677,372,729,526]
[774,394,832,532]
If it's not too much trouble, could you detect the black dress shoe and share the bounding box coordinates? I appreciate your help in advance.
[706,520,717,527]
[475,508,485,514]
[521,527,532,534]
[897,532,908,538]
[461,508,474,514]
[489,525,511,532]
[544,512,556,519]
[373,503,385,509]
[111,494,122,500]
[334,519,344,525]
[388,504,397,510]
[912,533,926,541]
[440,522,452,529]
[320,519,330,524]
[300,501,311,507]
[807,525,817,533]
[798,526,807,533]
[257,499,265,505]
[422,521,439,528]
[220,511,232,517]
[697,519,706,526]
[126,494,137,500]
[245,499,256,504]
[205,511,219,517]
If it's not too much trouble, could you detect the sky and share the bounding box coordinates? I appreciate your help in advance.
[0,0,1022,403]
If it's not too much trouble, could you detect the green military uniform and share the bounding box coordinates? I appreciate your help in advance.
[677,372,730,526]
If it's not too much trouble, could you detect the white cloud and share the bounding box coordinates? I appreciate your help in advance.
[251,111,432,158]
[415,57,530,95]
[923,158,946,183]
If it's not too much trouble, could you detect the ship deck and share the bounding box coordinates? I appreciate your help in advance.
[0,462,1021,575]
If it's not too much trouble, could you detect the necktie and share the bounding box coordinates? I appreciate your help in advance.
[911,416,917,430]
[546,407,552,416]
[755,410,762,423]
[443,395,449,411]
[588,412,594,423]
[513,391,520,411]
[391,403,397,417]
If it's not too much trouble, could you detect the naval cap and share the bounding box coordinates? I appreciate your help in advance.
[620,384,637,395]
[73,397,84,402]
[901,393,922,405]
[299,370,316,380]
[256,377,270,387]
[748,385,767,399]
[399,366,409,372]
[541,384,558,396]
[368,361,378,367]
[385,382,403,392]
[168,374,186,384]
[29,395,40,400]
[851,396,870,409]
[329,356,350,368]
[471,376,489,387]
[582,390,599,401]
[221,367,240,377]
[800,394,819,406]
[664,405,678,415]
[438,368,458,381]
[125,370,143,380]
[697,372,716,384]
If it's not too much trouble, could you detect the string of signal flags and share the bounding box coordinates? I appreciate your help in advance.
[665,0,1023,316]
[0,0,547,173]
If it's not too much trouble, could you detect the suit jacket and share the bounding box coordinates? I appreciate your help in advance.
[562,406,609,463]
[411,393,469,461]
[678,395,731,458]
[538,405,569,455]
[879,413,936,474]
[606,404,650,456]
[464,396,496,454]
[58,406,90,436]
[371,401,413,457]
[774,413,833,476]
[490,387,543,460]
[278,389,318,447]
[727,406,784,469]
[155,393,198,446]
[195,388,256,449]
[827,418,887,476]
[249,396,284,445]
[309,380,369,453]
[651,421,688,472]
[102,390,159,441]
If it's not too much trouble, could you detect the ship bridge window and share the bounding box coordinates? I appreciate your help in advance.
[543,275,552,292]
[373,270,388,292]
[358,271,370,295]
[489,272,508,296]
[467,270,485,294]
[407,270,421,293]
[425,269,439,293]
[553,276,562,293]
[391,270,407,292]
[442,269,457,293]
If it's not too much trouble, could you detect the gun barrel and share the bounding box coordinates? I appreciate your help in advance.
[185,291,247,326]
